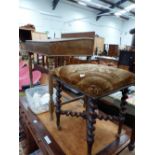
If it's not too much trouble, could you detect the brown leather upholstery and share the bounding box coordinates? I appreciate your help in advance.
[53,64,135,97]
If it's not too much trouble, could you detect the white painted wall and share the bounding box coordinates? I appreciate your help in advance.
[121,19,135,46]
[19,0,134,45]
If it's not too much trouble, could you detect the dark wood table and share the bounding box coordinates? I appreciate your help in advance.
[19,96,65,155]
[95,56,118,66]
[19,96,130,155]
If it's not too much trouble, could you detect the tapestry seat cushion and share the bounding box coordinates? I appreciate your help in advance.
[53,64,135,97]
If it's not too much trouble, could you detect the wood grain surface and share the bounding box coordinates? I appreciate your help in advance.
[25,38,94,56]
[37,96,127,155]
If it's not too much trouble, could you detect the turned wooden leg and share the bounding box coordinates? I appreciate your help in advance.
[118,88,128,136]
[86,97,96,155]
[55,81,62,130]
[42,55,45,67]
[48,71,54,120]
[36,54,39,65]
[128,119,135,151]
[28,52,33,87]
[46,56,49,68]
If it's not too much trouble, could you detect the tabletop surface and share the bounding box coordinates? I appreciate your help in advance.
[26,37,93,43]
[19,94,130,155]
[25,37,95,56]
[95,55,119,61]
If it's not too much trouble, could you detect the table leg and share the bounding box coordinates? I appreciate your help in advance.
[55,81,62,130]
[42,55,45,67]
[46,57,49,68]
[118,88,128,136]
[128,119,135,151]
[36,54,38,65]
[28,52,33,87]
[48,71,54,120]
[86,97,96,155]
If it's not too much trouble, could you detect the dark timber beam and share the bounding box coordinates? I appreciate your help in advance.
[111,0,129,8]
[99,0,135,15]
[67,0,129,21]
[96,0,130,21]
[53,0,60,10]
[110,13,129,20]
[96,6,129,21]
[99,0,114,6]
[119,15,129,20]
[88,5,104,11]
[96,12,129,21]
[67,0,103,11]
[128,0,135,3]
[96,9,110,21]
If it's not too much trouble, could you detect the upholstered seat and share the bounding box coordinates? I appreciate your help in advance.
[53,64,135,97]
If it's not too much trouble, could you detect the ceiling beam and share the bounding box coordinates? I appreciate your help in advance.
[128,0,135,3]
[119,15,129,20]
[52,0,60,10]
[96,12,129,21]
[99,0,114,6]
[96,0,131,21]
[96,9,110,20]
[111,0,129,8]
[97,13,129,20]
[99,0,135,15]
[86,5,104,11]
[66,0,129,21]
[66,0,103,11]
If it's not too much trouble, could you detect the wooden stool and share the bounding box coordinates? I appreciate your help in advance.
[52,64,135,155]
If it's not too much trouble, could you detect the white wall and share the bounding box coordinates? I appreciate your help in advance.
[121,19,135,46]
[19,0,134,45]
